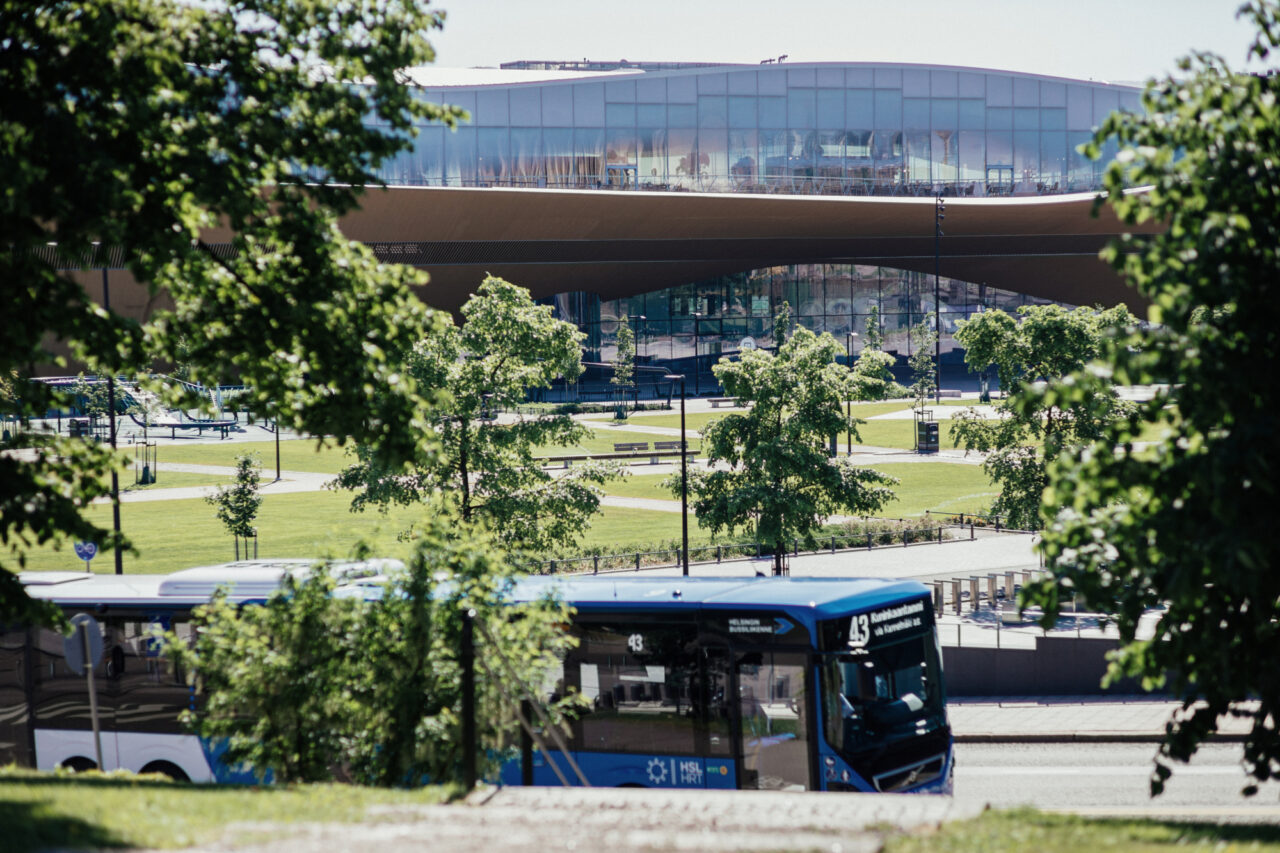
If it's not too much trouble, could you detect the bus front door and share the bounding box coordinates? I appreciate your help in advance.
[734,651,811,791]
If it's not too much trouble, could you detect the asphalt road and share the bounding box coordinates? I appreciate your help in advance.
[954,742,1280,821]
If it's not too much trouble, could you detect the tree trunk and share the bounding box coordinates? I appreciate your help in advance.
[458,419,471,522]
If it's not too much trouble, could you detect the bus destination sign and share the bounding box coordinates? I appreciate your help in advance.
[847,599,929,649]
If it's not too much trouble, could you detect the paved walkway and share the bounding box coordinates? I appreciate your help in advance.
[96,462,332,504]
[949,696,1254,742]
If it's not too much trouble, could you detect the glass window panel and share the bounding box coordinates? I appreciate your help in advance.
[905,130,930,184]
[759,68,787,95]
[874,90,902,127]
[729,129,758,187]
[575,127,605,186]
[412,126,444,184]
[444,126,475,186]
[932,129,957,182]
[605,78,635,102]
[606,128,637,165]
[728,70,758,95]
[987,131,1013,188]
[1093,88,1120,124]
[1067,86,1093,129]
[957,131,984,183]
[817,89,844,128]
[1038,131,1065,188]
[760,129,788,187]
[1014,130,1038,189]
[958,99,984,130]
[1041,108,1066,131]
[957,72,984,97]
[700,128,728,191]
[816,67,843,87]
[873,130,903,188]
[636,76,666,102]
[667,128,699,188]
[542,86,573,124]
[930,70,958,97]
[574,83,605,125]
[788,89,816,128]
[1013,107,1039,131]
[543,127,574,186]
[698,72,727,94]
[729,96,757,129]
[699,96,728,128]
[986,74,1013,106]
[874,67,902,87]
[637,103,665,126]
[476,88,509,126]
[787,67,816,87]
[449,90,477,116]
[509,87,541,126]
[1041,81,1066,107]
[824,265,851,314]
[845,129,872,158]
[510,128,542,182]
[1013,77,1039,106]
[846,68,873,87]
[638,127,664,186]
[931,99,958,127]
[903,98,930,129]
[986,107,1012,130]
[668,104,696,126]
[902,68,930,96]
[476,128,509,182]
[668,74,696,103]
[759,96,786,127]
[606,103,636,126]
[1068,130,1095,189]
[847,90,873,126]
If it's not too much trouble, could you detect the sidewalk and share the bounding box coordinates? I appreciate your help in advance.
[949,696,1254,743]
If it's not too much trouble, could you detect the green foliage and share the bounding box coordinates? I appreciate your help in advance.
[611,314,636,419]
[164,522,582,787]
[677,308,897,575]
[850,348,900,401]
[333,277,618,555]
[1028,0,1280,794]
[864,305,885,352]
[205,454,262,540]
[907,322,937,406]
[1,0,461,622]
[951,305,1137,530]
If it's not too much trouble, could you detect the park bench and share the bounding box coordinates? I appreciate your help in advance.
[540,447,698,469]
[613,442,649,453]
[707,397,738,408]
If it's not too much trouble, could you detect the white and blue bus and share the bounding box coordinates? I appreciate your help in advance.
[1,564,952,793]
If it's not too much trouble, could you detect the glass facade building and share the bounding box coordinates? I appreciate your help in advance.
[372,62,1141,378]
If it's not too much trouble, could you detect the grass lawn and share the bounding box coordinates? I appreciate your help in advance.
[602,463,996,518]
[882,806,1280,853]
[0,768,449,853]
[574,505,715,552]
[157,439,352,474]
[121,472,230,492]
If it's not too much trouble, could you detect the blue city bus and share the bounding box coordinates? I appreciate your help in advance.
[495,575,952,794]
[1,565,951,793]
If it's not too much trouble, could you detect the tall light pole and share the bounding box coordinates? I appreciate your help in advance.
[845,331,858,456]
[691,311,703,397]
[934,196,945,405]
[96,246,123,576]
[665,374,690,576]
[636,314,647,400]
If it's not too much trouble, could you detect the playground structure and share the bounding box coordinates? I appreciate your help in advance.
[30,375,248,441]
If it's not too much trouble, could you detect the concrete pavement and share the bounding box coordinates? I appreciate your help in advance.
[949,696,1253,743]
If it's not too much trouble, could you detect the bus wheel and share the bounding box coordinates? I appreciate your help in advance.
[140,760,190,782]
[59,756,97,773]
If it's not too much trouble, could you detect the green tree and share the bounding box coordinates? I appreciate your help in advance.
[847,307,903,402]
[1028,0,1280,794]
[611,314,636,419]
[164,523,582,786]
[951,304,1136,530]
[679,310,897,575]
[907,322,937,407]
[1,0,460,622]
[206,453,262,559]
[864,305,884,352]
[333,277,618,555]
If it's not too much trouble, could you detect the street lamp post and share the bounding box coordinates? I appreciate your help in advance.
[934,196,945,404]
[691,312,702,397]
[845,331,858,456]
[100,258,123,576]
[636,314,647,402]
[665,374,690,576]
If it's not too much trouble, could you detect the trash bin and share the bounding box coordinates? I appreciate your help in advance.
[69,418,91,438]
[916,420,939,453]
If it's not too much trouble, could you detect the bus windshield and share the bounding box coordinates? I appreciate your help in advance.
[820,631,947,758]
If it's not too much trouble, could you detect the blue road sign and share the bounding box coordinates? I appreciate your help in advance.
[73,541,98,562]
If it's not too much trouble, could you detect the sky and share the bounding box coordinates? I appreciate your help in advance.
[427,0,1267,84]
